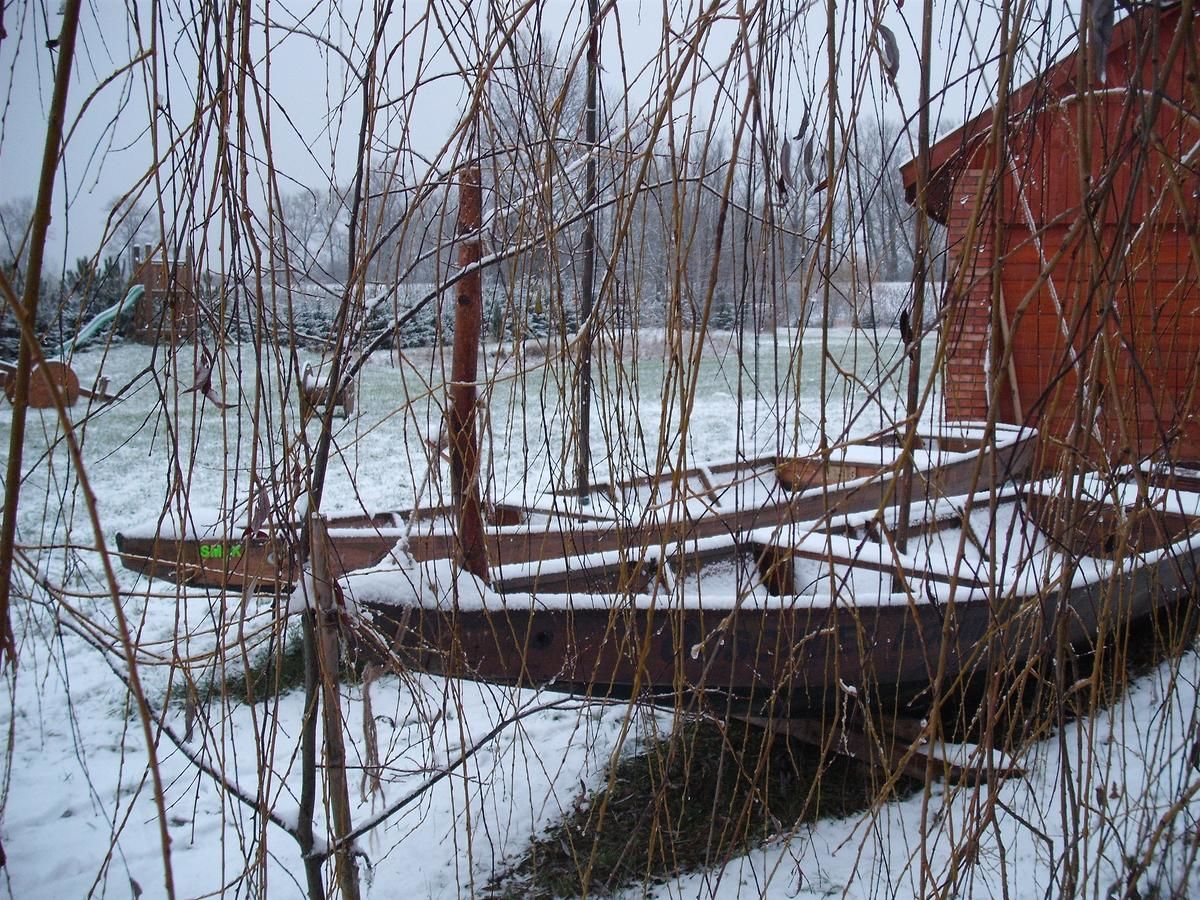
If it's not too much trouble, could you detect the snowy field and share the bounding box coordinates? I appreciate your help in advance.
[2,330,1200,898]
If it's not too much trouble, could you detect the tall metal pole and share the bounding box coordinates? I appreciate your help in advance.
[896,0,936,550]
[448,166,488,580]
[575,0,600,502]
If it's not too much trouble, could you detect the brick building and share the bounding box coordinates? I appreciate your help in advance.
[901,4,1199,469]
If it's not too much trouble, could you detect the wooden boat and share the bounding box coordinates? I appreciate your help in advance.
[114,422,1034,592]
[352,473,1200,721]
[349,5,1200,733]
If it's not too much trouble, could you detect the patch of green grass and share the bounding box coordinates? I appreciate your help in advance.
[489,717,918,898]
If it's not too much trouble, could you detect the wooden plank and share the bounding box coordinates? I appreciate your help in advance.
[748,540,991,594]
[742,715,1025,784]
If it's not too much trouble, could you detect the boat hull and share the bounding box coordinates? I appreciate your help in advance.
[368,595,992,718]
[363,486,1200,718]
[116,426,1035,592]
[115,512,406,593]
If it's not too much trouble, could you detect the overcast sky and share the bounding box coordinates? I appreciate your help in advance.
[0,0,1079,274]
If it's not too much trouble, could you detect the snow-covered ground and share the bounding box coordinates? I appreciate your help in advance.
[2,332,1199,898]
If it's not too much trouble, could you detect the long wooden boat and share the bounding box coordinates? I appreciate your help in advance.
[353,472,1200,720]
[115,422,1034,592]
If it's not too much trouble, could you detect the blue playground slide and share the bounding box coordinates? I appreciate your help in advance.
[47,284,144,360]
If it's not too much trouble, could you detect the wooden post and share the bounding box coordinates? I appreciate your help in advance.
[298,607,325,900]
[300,518,360,897]
[447,166,489,581]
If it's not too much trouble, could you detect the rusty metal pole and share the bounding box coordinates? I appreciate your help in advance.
[895,0,936,555]
[448,166,489,581]
[575,0,600,503]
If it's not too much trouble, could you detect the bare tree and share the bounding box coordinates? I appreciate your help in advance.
[0,196,34,267]
[106,194,154,260]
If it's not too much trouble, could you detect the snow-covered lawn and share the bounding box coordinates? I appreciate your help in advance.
[2,334,1198,898]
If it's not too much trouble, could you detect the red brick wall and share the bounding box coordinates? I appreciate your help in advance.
[942,169,993,424]
[921,6,1199,467]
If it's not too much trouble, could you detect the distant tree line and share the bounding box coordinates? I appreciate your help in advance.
[257,24,925,349]
[267,114,923,346]
[2,106,926,360]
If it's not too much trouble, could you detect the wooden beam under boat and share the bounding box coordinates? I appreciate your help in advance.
[114,422,1035,592]
[355,478,1200,720]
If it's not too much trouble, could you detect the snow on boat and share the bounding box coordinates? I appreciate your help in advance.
[114,422,1034,593]
[350,472,1200,720]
